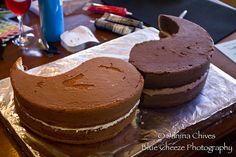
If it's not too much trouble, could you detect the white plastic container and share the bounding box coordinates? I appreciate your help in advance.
[60,26,99,53]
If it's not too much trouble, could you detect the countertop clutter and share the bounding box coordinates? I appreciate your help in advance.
[0,0,236,157]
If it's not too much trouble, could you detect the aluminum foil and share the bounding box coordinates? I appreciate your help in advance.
[1,27,236,157]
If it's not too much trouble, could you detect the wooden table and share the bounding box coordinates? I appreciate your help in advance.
[0,1,236,157]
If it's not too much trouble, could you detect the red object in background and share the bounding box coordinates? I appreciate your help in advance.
[83,3,132,16]
[5,0,31,16]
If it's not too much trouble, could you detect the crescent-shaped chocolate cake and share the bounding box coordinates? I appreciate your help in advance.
[129,15,214,108]
[10,57,144,144]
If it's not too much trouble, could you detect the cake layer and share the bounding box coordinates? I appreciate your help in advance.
[15,99,138,144]
[10,57,144,128]
[129,15,214,89]
[141,72,208,108]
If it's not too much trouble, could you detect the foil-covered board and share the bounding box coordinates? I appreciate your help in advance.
[1,27,236,157]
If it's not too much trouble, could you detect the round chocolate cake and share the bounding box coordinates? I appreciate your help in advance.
[10,57,144,144]
[129,15,214,108]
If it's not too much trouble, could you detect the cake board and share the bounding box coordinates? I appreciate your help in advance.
[1,28,236,156]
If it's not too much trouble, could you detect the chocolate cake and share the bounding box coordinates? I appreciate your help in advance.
[129,15,214,108]
[10,57,144,144]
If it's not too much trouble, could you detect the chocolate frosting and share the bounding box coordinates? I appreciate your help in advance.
[129,15,214,89]
[10,57,144,128]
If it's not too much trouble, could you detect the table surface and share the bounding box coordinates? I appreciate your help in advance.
[0,1,236,157]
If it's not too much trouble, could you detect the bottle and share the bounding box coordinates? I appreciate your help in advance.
[38,0,64,42]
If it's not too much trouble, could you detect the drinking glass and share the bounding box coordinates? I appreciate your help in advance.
[5,0,34,46]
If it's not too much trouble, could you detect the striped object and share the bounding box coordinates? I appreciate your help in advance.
[0,18,32,43]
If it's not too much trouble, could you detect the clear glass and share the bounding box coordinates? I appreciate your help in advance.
[5,0,35,47]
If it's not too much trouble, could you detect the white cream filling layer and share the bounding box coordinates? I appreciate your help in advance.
[16,99,139,132]
[143,72,208,96]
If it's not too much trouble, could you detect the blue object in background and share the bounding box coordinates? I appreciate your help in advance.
[38,0,64,42]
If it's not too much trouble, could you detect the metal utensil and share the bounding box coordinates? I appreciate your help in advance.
[179,10,188,18]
